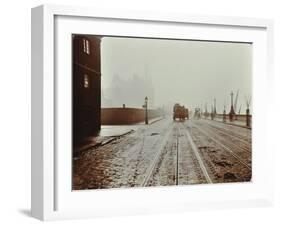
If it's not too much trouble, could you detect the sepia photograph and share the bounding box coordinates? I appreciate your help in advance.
[72,35,252,190]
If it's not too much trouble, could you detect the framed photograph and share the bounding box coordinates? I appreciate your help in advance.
[31,4,274,221]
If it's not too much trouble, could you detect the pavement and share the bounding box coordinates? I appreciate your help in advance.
[73,117,165,155]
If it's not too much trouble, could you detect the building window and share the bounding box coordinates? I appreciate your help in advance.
[83,74,90,88]
[83,38,90,55]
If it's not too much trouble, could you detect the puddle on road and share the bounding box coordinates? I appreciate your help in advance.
[150,133,160,136]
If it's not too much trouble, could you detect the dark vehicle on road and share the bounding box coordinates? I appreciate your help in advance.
[173,104,189,121]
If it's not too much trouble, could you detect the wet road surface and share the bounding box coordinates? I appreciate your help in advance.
[73,118,251,190]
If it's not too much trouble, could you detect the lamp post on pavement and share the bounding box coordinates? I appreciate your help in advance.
[223,105,226,123]
[245,95,251,128]
[213,98,217,118]
[145,96,148,125]
[229,91,235,122]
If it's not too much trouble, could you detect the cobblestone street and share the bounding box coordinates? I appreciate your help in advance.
[73,118,251,190]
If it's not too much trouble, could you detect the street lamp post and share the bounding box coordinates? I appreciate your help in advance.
[223,105,226,123]
[213,98,217,118]
[145,96,148,125]
[246,108,250,127]
[245,96,251,128]
[229,91,235,122]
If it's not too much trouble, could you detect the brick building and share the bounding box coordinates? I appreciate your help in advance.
[72,35,102,144]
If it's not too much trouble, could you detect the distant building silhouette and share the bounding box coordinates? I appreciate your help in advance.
[102,73,155,109]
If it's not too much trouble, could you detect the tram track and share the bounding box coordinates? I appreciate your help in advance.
[190,121,251,170]
[196,122,251,156]
[201,120,251,148]
[203,120,251,140]
[142,122,214,186]
[180,124,213,183]
[141,119,251,187]
[141,124,174,187]
[175,129,179,185]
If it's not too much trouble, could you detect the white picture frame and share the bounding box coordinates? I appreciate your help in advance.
[31,4,274,221]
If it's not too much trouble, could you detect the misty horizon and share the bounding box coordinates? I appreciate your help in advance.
[100,37,252,114]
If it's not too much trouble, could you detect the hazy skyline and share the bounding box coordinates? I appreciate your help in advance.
[101,37,252,114]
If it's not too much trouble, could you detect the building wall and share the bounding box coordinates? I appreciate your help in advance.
[101,108,163,125]
[72,35,101,143]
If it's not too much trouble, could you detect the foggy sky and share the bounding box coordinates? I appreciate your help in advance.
[101,37,252,114]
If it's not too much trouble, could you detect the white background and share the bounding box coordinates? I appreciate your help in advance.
[56,14,269,217]
[0,0,280,225]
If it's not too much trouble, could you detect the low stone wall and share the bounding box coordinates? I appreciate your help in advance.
[101,108,163,125]
[207,113,252,128]
[215,114,252,121]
